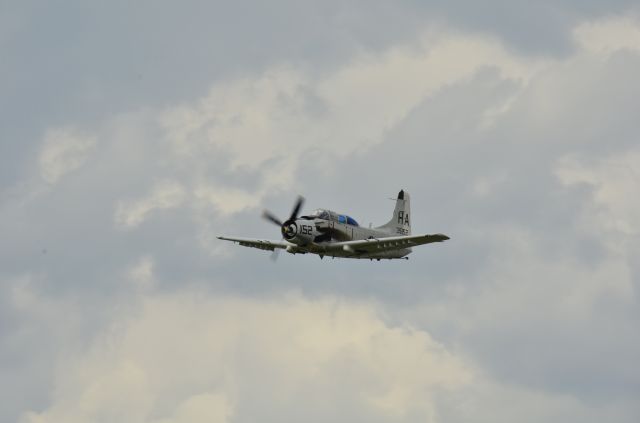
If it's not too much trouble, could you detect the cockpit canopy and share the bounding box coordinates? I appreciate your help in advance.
[303,209,359,226]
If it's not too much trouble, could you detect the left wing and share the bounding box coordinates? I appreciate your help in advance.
[324,233,449,254]
[217,236,291,252]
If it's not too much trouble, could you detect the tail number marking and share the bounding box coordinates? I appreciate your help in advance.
[397,211,410,225]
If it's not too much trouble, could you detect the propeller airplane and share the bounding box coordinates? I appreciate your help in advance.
[217,190,449,260]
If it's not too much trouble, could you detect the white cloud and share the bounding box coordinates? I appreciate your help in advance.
[127,256,156,291]
[7,11,640,423]
[192,184,261,217]
[437,379,633,423]
[556,151,640,238]
[115,181,186,228]
[412,224,634,334]
[315,32,545,139]
[70,28,555,231]
[482,228,634,317]
[20,292,471,423]
[574,14,640,55]
[158,30,549,189]
[150,393,233,423]
[38,127,96,184]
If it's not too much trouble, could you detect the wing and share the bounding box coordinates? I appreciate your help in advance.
[217,236,291,252]
[326,233,449,254]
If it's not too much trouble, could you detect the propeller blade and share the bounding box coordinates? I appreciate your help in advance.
[270,246,281,262]
[262,210,283,227]
[288,195,305,222]
[270,237,286,262]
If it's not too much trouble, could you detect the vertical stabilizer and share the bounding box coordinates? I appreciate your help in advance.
[377,190,411,235]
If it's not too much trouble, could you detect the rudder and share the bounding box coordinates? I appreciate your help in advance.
[377,189,411,235]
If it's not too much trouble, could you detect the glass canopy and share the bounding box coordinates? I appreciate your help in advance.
[307,209,359,226]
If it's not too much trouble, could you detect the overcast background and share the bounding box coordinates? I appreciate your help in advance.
[2,1,640,422]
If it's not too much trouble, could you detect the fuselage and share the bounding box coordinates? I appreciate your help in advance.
[282,209,412,259]
[217,189,448,261]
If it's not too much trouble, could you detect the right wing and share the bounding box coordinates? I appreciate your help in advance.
[217,236,291,252]
[324,233,449,254]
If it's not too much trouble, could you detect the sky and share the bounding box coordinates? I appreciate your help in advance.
[2,1,640,422]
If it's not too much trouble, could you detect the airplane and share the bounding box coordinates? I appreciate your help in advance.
[217,190,449,260]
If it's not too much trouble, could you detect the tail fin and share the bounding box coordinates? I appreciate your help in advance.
[377,190,411,235]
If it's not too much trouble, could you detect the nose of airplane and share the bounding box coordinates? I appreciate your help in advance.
[281,222,297,239]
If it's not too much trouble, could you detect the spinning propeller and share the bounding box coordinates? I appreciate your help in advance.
[262,196,305,260]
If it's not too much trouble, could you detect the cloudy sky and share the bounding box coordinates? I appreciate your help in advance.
[2,1,640,422]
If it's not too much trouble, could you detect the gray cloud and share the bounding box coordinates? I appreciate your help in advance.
[2,4,640,423]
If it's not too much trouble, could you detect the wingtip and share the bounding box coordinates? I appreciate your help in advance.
[435,233,450,241]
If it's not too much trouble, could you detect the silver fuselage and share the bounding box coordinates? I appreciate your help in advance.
[216,189,449,261]
[283,216,412,259]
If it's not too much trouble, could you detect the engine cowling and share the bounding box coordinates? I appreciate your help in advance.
[282,220,318,245]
